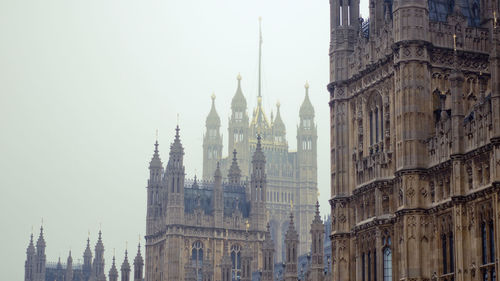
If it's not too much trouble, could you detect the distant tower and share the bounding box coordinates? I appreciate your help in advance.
[272,102,286,143]
[109,254,118,281]
[203,94,223,180]
[284,212,298,281]
[66,251,74,281]
[121,250,131,281]
[91,231,106,281]
[228,74,250,177]
[309,201,325,281]
[146,139,163,236]
[34,226,46,281]
[250,135,267,231]
[83,237,93,280]
[296,82,318,254]
[24,233,35,281]
[213,162,224,227]
[133,243,144,281]
[261,223,275,281]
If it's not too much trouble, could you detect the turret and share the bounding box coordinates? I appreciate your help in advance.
[261,223,275,281]
[91,230,106,281]
[109,254,118,281]
[284,212,299,281]
[121,250,131,281]
[165,126,185,225]
[147,139,163,236]
[227,149,241,184]
[202,94,223,180]
[35,226,46,281]
[24,233,35,281]
[213,162,224,227]
[309,201,325,281]
[133,243,144,281]
[65,251,74,281]
[272,102,286,143]
[241,227,253,281]
[228,74,250,177]
[83,237,92,280]
[220,238,232,281]
[330,0,359,82]
[250,135,267,231]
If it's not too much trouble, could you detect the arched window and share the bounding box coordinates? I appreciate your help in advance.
[489,220,495,263]
[191,241,204,281]
[367,92,383,148]
[362,252,366,281]
[442,234,448,274]
[231,244,242,280]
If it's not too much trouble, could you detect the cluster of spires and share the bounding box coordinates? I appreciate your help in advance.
[25,227,144,281]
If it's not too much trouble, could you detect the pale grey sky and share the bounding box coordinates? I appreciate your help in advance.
[0,0,368,278]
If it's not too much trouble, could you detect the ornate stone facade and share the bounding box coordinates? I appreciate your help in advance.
[328,1,500,281]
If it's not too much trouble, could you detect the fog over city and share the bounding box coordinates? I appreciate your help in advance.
[0,0,369,278]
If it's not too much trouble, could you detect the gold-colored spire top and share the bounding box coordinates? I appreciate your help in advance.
[211,92,216,101]
[305,81,309,89]
[237,73,242,81]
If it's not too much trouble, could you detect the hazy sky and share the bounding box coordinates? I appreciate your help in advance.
[0,0,368,278]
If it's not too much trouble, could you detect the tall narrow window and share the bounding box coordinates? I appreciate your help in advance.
[347,0,351,25]
[374,251,377,281]
[375,108,379,142]
[442,235,448,274]
[380,108,384,141]
[339,1,343,26]
[191,241,204,281]
[362,253,366,281]
[482,222,488,264]
[383,247,392,281]
[489,221,495,263]
[231,244,242,280]
[449,232,454,272]
[370,111,374,145]
[368,251,372,281]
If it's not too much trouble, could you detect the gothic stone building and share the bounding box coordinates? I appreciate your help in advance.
[24,227,144,281]
[202,74,318,261]
[328,1,500,281]
[145,126,273,281]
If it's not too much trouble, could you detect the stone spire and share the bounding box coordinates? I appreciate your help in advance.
[149,139,163,169]
[35,226,46,281]
[147,138,164,236]
[300,82,315,118]
[284,212,299,281]
[65,251,74,281]
[25,233,36,281]
[227,149,241,184]
[109,254,118,281]
[206,93,221,127]
[310,201,325,281]
[166,126,185,225]
[261,223,275,281]
[213,161,224,227]
[231,73,247,110]
[133,243,144,281]
[121,249,131,281]
[250,134,267,231]
[272,101,286,137]
[91,230,106,281]
[83,236,92,280]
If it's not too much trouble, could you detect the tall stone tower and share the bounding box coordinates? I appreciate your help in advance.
[146,140,163,236]
[284,212,298,281]
[309,201,324,281]
[203,94,223,180]
[121,250,130,281]
[90,231,106,281]
[165,126,185,226]
[109,255,118,281]
[24,233,35,281]
[35,227,46,281]
[296,82,318,254]
[228,74,250,177]
[65,251,73,281]
[133,243,143,281]
[83,237,92,280]
[250,134,267,231]
[261,223,275,281]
